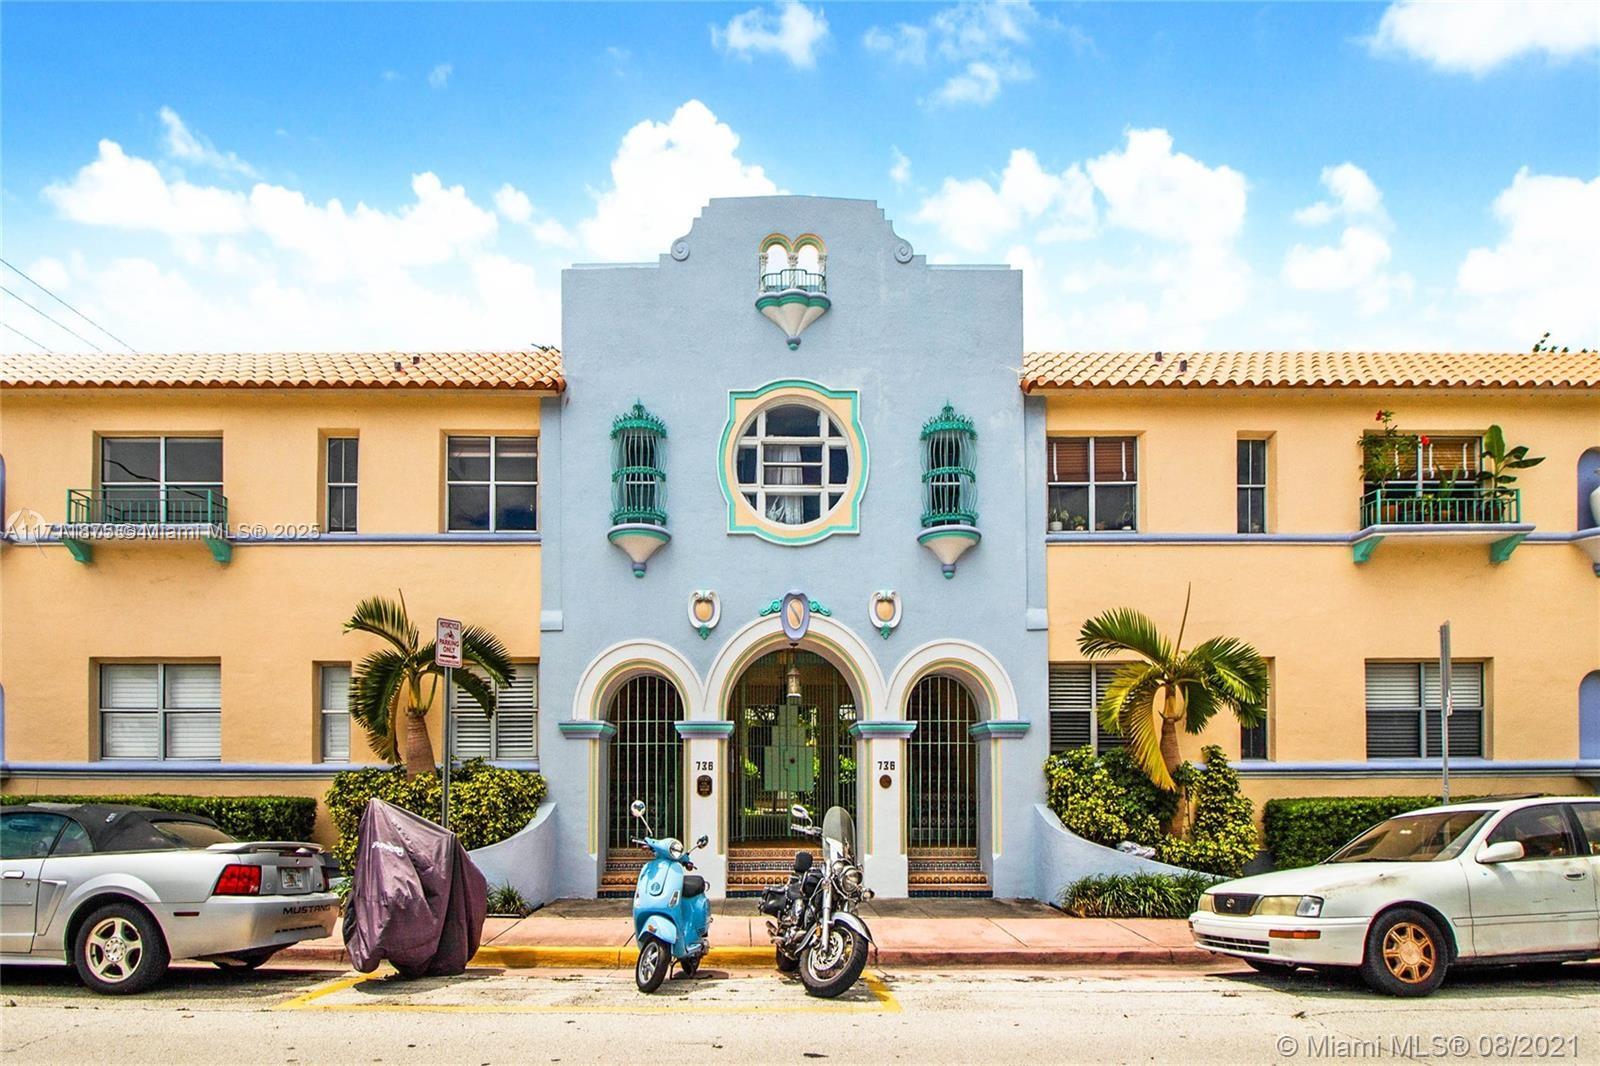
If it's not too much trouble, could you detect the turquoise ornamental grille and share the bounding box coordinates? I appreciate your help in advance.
[610,402,668,526]
[920,404,978,528]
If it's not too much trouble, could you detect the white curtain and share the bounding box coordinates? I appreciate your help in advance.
[766,444,806,523]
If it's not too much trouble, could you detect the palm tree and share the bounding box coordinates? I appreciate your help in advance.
[1077,586,1269,793]
[344,592,513,778]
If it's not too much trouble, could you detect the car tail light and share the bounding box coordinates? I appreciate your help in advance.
[213,863,262,896]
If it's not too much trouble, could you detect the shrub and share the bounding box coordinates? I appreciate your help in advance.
[325,759,546,874]
[0,793,316,841]
[1157,746,1258,877]
[1043,746,1171,849]
[1263,795,1448,869]
[487,882,532,917]
[1059,872,1221,918]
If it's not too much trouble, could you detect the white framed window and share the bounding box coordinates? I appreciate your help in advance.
[1048,663,1131,754]
[449,663,538,760]
[100,436,223,524]
[1366,661,1485,759]
[1237,438,1268,534]
[1046,436,1138,533]
[446,436,537,532]
[734,403,851,526]
[320,664,351,762]
[325,437,358,533]
[99,662,221,760]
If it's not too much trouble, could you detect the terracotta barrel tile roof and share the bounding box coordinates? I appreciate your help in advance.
[1020,351,1600,391]
[0,349,564,391]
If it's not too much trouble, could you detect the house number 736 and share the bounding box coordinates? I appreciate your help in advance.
[876,760,896,771]
[695,760,714,772]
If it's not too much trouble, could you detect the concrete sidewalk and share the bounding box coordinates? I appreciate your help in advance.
[281,898,1214,968]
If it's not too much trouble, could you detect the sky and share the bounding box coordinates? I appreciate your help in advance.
[1,1,1597,354]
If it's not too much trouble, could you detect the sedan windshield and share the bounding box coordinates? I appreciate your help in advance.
[153,820,237,848]
[1328,810,1492,864]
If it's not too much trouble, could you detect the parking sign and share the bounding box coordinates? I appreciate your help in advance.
[435,618,463,668]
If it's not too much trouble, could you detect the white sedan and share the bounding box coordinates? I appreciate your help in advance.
[1190,796,1600,995]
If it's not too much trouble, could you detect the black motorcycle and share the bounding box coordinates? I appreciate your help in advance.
[758,803,874,998]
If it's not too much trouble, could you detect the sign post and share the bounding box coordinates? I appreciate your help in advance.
[1439,621,1452,804]
[435,618,464,830]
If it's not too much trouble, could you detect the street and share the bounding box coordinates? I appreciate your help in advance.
[3,961,1596,1064]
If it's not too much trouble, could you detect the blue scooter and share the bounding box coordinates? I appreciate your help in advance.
[628,798,711,992]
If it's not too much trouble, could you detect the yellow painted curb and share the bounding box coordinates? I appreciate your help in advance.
[471,944,777,969]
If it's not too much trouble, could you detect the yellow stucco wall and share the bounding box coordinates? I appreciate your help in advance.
[0,387,543,776]
[1043,387,1600,803]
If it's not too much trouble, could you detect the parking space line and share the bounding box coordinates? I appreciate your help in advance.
[274,971,380,1010]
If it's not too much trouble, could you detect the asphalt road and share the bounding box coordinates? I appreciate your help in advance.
[2,960,1596,1065]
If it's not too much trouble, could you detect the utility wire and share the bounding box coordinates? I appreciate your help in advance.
[0,283,105,353]
[2,320,48,351]
[0,256,137,353]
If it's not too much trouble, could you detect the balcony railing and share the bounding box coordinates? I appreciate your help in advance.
[67,487,229,527]
[1360,487,1520,527]
[758,268,827,294]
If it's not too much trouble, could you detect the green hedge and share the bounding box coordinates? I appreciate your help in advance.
[1060,872,1221,918]
[325,759,546,874]
[0,793,316,842]
[1263,795,1448,869]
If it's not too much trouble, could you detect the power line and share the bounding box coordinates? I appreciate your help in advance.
[0,256,137,353]
[0,283,105,353]
[1,321,48,351]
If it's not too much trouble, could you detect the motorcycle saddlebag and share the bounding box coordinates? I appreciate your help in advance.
[757,886,787,917]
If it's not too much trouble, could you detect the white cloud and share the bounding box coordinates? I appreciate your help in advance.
[713,2,829,69]
[1293,163,1386,226]
[159,107,257,177]
[889,147,911,187]
[25,257,71,291]
[1370,0,1600,74]
[428,63,453,89]
[1085,128,1247,249]
[864,1,1051,106]
[1456,168,1600,343]
[44,140,250,235]
[915,148,1095,252]
[578,99,779,260]
[495,183,576,247]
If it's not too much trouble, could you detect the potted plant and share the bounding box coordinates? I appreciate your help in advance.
[1048,508,1065,533]
[1071,515,1088,531]
[1116,509,1136,531]
[1477,425,1544,520]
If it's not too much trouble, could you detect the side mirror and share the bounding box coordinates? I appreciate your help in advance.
[790,805,811,823]
[696,835,709,850]
[630,799,647,819]
[1477,840,1524,864]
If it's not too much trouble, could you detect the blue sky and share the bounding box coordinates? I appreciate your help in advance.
[2,1,1596,353]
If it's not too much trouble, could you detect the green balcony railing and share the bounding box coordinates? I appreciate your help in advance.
[1360,487,1520,528]
[67,487,229,527]
[759,268,827,294]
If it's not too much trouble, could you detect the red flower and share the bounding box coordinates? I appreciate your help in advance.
[1420,435,1431,446]
[1375,410,1384,421]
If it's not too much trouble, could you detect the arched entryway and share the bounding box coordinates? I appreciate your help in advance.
[727,650,858,840]
[606,674,685,849]
[905,674,980,848]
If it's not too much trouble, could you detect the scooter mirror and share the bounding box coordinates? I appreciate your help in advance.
[630,799,647,819]
[789,804,811,823]
[696,835,709,850]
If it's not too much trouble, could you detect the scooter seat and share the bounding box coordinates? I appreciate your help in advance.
[682,874,707,898]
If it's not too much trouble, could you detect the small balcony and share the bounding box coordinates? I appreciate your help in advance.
[1353,487,1531,564]
[758,268,827,295]
[62,488,231,564]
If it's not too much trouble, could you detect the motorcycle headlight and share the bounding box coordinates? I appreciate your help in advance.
[840,865,863,897]
[1255,895,1323,918]
[667,839,685,860]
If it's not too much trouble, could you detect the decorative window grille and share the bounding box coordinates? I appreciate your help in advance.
[920,404,978,528]
[1047,663,1131,754]
[735,403,850,525]
[450,663,539,760]
[1366,661,1484,759]
[1046,436,1138,532]
[610,403,668,526]
[100,662,221,760]
[320,664,351,762]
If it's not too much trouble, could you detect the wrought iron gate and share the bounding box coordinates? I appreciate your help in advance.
[728,651,856,841]
[608,675,684,848]
[906,674,979,848]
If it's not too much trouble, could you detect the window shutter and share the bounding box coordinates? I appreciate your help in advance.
[1093,437,1136,482]
[1048,665,1091,751]
[1423,436,1482,478]
[1422,662,1483,710]
[102,664,160,708]
[493,665,539,759]
[322,713,351,762]
[1048,438,1089,482]
[1092,665,1128,750]
[165,712,221,759]
[321,665,352,762]
[165,664,221,709]
[1422,662,1484,757]
[102,713,159,759]
[452,673,493,758]
[321,665,351,712]
[1366,663,1421,757]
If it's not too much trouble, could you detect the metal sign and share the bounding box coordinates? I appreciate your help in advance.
[435,618,463,668]
[780,590,810,644]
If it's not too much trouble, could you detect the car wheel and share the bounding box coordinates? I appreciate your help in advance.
[1360,908,1448,997]
[212,948,279,971]
[72,902,171,995]
[1244,957,1294,975]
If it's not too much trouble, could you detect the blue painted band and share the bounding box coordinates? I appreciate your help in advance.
[848,720,917,738]
[675,721,736,738]
[3,532,542,547]
[0,759,540,777]
[1044,527,1579,546]
[969,720,1031,739]
[1235,758,1600,778]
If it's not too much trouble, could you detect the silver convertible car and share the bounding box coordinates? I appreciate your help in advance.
[1,803,339,993]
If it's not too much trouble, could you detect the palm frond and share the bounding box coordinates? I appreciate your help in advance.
[349,647,409,763]
[1121,686,1172,791]
[1096,662,1161,735]
[1184,636,1270,730]
[459,625,514,687]
[451,668,498,718]
[344,595,419,654]
[1078,608,1171,665]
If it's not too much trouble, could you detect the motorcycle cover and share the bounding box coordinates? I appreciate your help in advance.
[342,798,488,977]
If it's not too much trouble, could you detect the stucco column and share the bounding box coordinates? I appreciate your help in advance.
[676,720,734,897]
[555,719,617,896]
[969,720,1031,876]
[851,720,915,898]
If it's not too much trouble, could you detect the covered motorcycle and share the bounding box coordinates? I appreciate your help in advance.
[342,798,488,978]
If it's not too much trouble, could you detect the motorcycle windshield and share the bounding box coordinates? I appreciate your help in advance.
[821,806,855,862]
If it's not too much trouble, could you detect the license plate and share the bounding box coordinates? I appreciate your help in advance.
[281,868,306,891]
